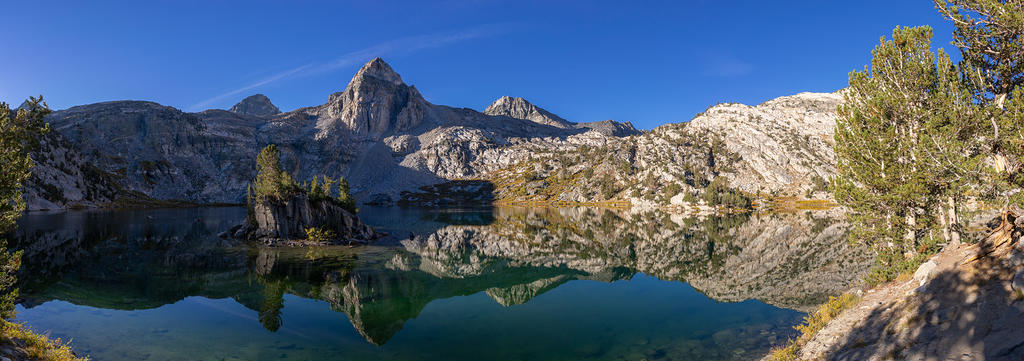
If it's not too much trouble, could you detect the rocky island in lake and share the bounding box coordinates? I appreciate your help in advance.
[234,145,379,246]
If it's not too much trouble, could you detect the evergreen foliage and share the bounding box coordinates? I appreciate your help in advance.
[701,176,751,208]
[335,177,357,214]
[664,182,682,198]
[935,0,1024,107]
[0,97,49,319]
[249,144,358,214]
[936,0,1024,207]
[307,175,336,202]
[832,10,1024,282]
[252,145,301,201]
[833,26,988,277]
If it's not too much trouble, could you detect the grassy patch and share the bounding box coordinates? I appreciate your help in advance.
[763,196,838,212]
[0,319,87,360]
[1012,289,1024,302]
[769,293,860,361]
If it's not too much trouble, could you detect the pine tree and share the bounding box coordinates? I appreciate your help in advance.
[0,97,50,318]
[935,0,1024,109]
[307,175,325,201]
[252,144,299,201]
[834,26,983,278]
[336,177,357,214]
[322,176,338,201]
[935,0,1024,207]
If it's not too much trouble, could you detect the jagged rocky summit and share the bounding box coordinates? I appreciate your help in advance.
[24,57,841,211]
[233,193,378,246]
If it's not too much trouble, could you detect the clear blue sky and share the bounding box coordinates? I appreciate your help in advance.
[1,0,956,130]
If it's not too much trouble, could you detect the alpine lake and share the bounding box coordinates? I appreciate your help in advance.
[9,206,870,360]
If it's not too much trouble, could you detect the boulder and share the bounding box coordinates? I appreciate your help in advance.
[913,260,938,287]
[1012,268,1024,293]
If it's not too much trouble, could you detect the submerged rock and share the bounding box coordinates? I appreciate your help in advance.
[235,194,378,246]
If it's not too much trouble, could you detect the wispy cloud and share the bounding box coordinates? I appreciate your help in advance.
[700,52,755,78]
[190,64,314,110]
[190,24,514,111]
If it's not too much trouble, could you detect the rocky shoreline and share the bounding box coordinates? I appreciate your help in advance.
[768,214,1024,360]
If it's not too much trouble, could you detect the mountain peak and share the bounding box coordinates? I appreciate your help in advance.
[484,96,573,129]
[317,58,426,136]
[13,100,33,114]
[353,57,403,85]
[229,94,280,116]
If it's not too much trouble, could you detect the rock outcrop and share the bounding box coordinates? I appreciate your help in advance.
[685,92,841,194]
[788,232,1024,360]
[229,94,281,116]
[235,194,377,245]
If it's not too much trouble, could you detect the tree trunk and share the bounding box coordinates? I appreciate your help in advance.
[905,210,917,255]
[947,196,961,249]
[993,92,1007,141]
[939,201,949,242]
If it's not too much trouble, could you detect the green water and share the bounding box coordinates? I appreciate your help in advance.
[9,207,862,360]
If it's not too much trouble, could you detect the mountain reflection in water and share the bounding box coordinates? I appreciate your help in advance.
[9,206,871,361]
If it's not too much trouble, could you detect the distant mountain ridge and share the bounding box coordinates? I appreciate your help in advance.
[485,96,574,128]
[229,94,280,116]
[24,57,839,210]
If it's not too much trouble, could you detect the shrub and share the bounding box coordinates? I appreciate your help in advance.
[0,320,86,361]
[769,293,860,361]
[865,234,939,286]
[304,227,337,243]
[664,182,682,197]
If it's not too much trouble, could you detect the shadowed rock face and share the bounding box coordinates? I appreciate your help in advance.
[23,131,123,210]
[229,94,280,116]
